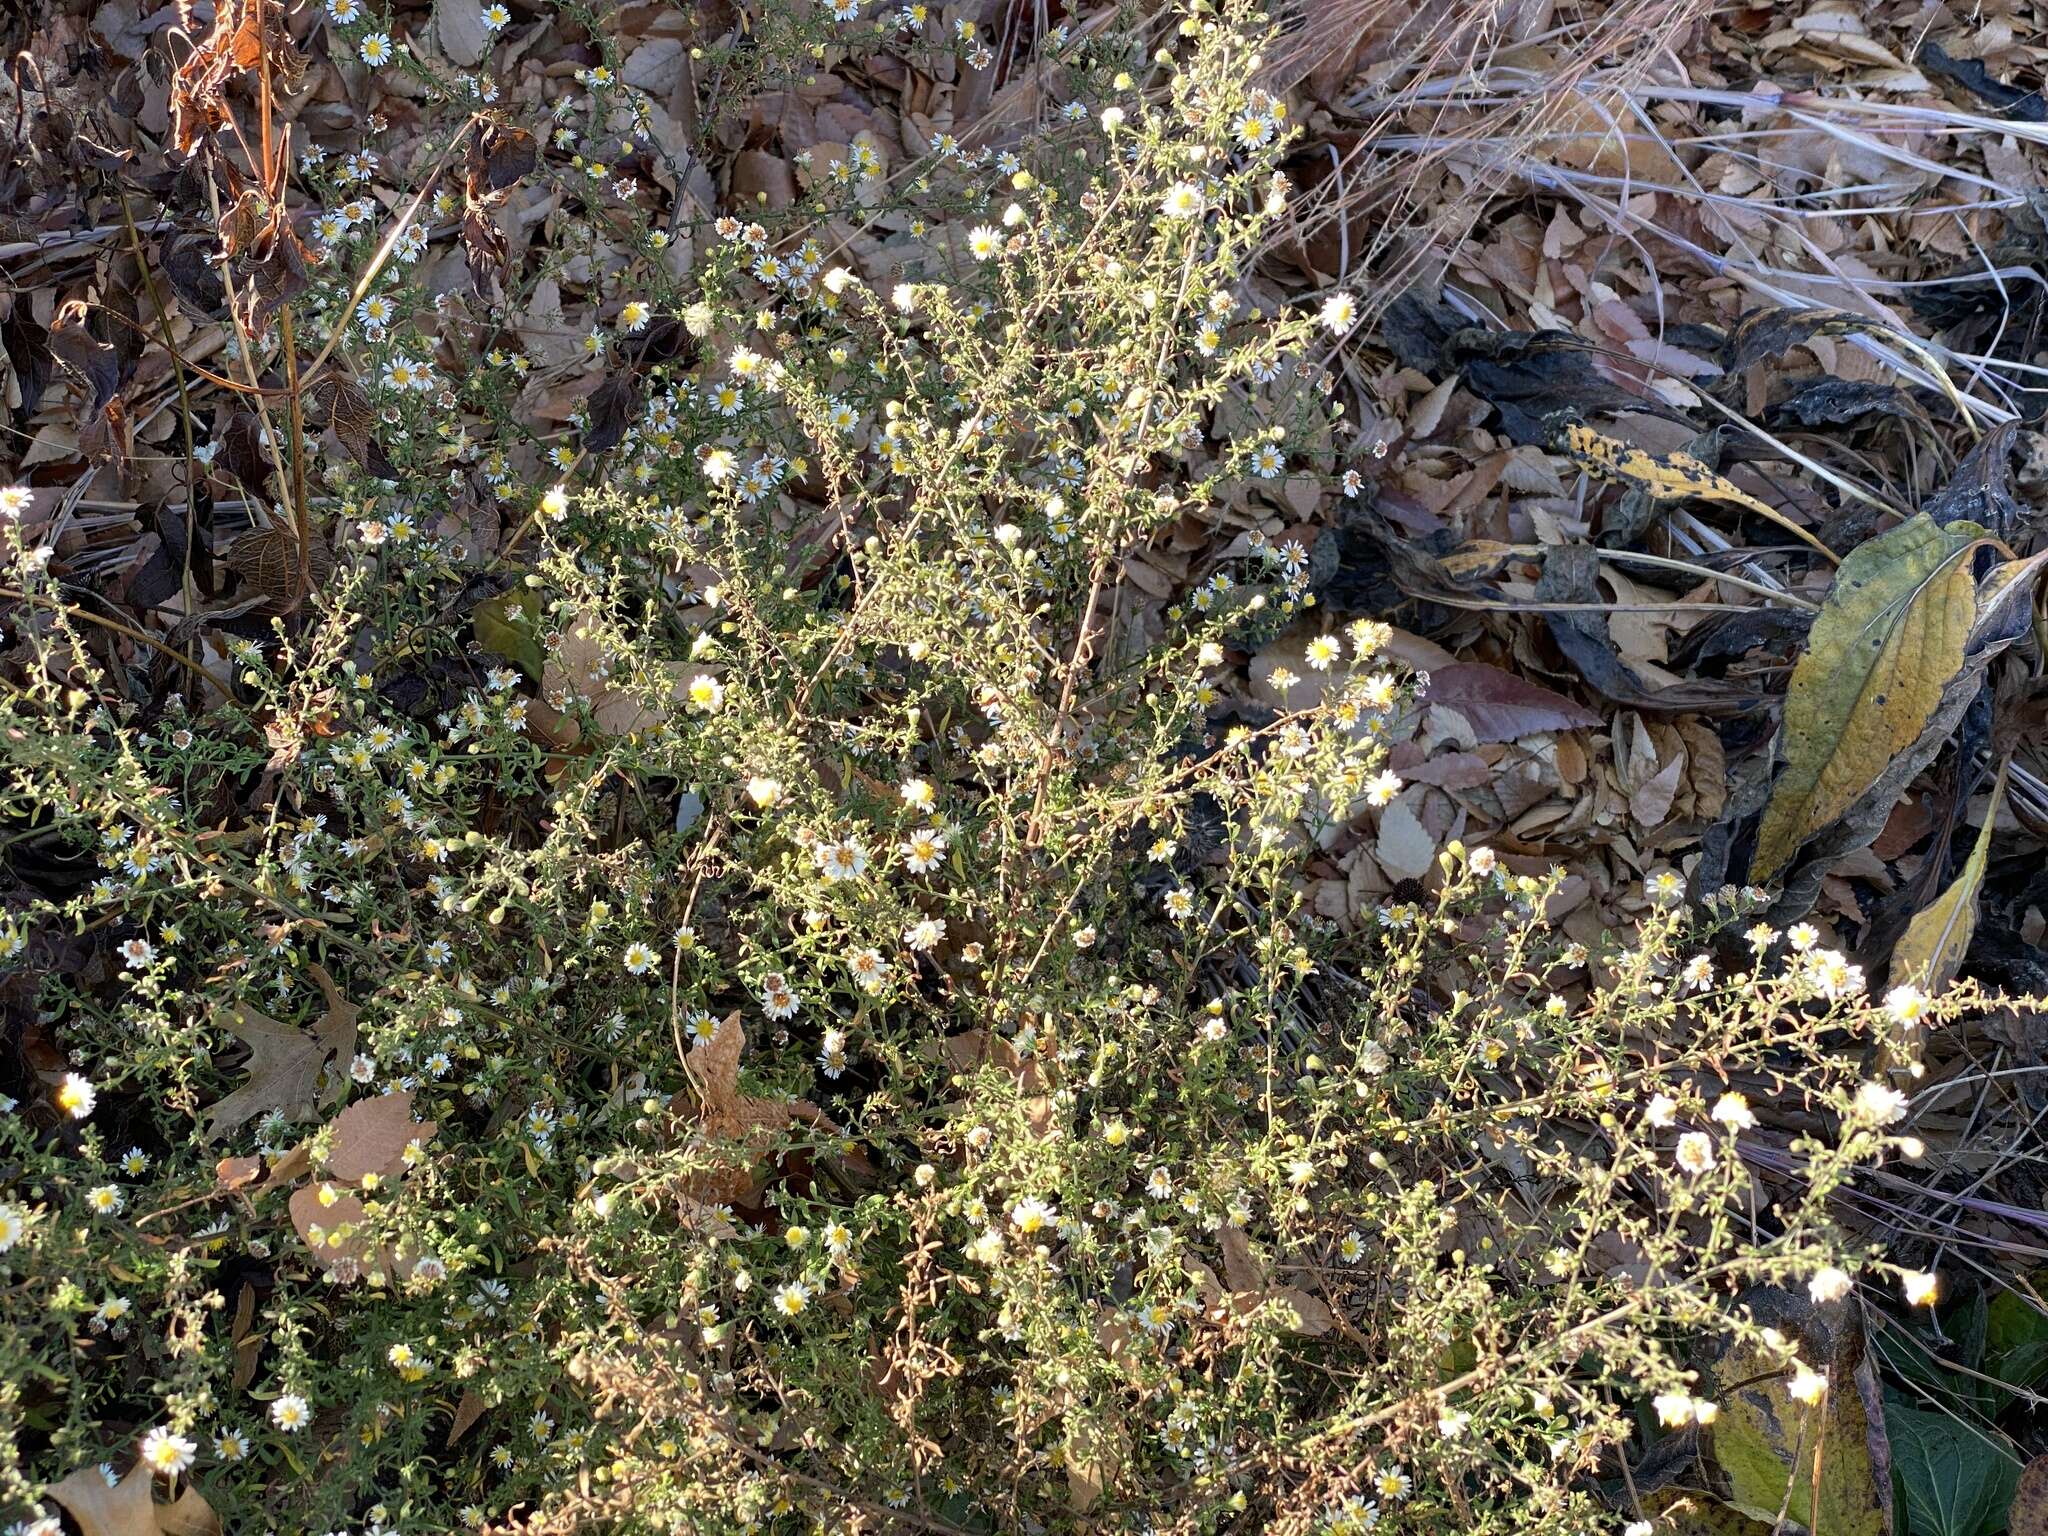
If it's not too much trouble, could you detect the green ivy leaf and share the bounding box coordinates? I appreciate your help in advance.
[1884,1390,2022,1536]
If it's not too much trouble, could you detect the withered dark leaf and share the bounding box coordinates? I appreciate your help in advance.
[583,373,639,453]
[1919,40,2046,122]
[1447,328,1683,445]
[47,300,122,427]
[1718,307,1874,376]
[161,231,228,321]
[241,211,313,334]
[1924,421,2026,537]
[218,410,275,497]
[1538,544,1766,716]
[467,119,538,195]
[461,204,509,300]
[1766,379,1920,429]
[313,374,397,480]
[630,317,694,369]
[1,307,51,428]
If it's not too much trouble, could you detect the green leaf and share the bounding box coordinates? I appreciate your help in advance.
[1893,763,2006,992]
[1754,515,1984,882]
[473,590,545,680]
[1987,1284,2048,1395]
[1884,1390,2023,1536]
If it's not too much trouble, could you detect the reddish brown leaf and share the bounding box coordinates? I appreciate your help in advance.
[1420,663,1601,742]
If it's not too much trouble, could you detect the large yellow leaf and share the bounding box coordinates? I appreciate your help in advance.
[1892,763,2007,993]
[1706,1291,1891,1535]
[1753,515,1983,883]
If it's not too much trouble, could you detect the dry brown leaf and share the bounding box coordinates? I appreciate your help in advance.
[324,1090,438,1184]
[448,1390,490,1447]
[290,1181,392,1282]
[670,1014,838,1204]
[543,612,691,737]
[47,1465,158,1536]
[45,1464,216,1536]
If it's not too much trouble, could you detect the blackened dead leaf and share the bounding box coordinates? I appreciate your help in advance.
[468,119,538,194]
[1719,308,1877,376]
[583,372,639,453]
[1924,421,2027,536]
[161,231,228,321]
[2,306,51,428]
[1538,544,1766,715]
[218,410,274,498]
[1450,328,1681,445]
[1919,41,2046,122]
[1767,379,1921,429]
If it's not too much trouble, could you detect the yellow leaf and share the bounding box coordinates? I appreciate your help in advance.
[1752,515,1983,883]
[1893,762,2006,992]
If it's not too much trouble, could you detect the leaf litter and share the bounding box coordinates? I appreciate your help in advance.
[9,0,2048,1524]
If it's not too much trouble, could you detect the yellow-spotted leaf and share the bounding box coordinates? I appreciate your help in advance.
[1753,515,1984,883]
[1562,424,1837,562]
[1640,1489,1773,1535]
[1892,762,2007,992]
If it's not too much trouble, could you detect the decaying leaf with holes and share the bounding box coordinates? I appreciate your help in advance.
[1752,520,2048,884]
[224,523,336,615]
[311,373,398,481]
[667,1013,840,1207]
[1561,424,1835,561]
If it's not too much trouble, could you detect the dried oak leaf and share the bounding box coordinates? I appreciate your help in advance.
[287,1091,437,1281]
[47,1463,219,1536]
[540,611,692,738]
[201,967,357,1141]
[323,1088,439,1183]
[940,1029,1053,1138]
